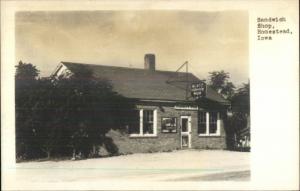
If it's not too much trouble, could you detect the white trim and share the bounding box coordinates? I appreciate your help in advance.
[139,109,143,136]
[180,116,192,148]
[129,134,157,138]
[153,109,157,136]
[129,109,157,137]
[51,62,72,78]
[206,112,209,135]
[198,112,221,137]
[51,63,63,76]
[214,112,221,136]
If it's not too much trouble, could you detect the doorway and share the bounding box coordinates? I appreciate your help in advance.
[180,116,191,148]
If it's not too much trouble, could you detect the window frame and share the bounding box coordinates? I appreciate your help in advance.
[198,111,207,134]
[198,111,221,136]
[129,109,157,137]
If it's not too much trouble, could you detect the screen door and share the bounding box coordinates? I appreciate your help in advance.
[180,116,191,148]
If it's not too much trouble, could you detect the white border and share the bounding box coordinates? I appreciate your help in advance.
[1,0,299,190]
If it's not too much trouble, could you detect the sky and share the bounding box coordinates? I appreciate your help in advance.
[15,10,248,85]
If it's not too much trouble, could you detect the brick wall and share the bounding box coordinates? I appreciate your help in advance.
[192,118,227,149]
[105,102,227,155]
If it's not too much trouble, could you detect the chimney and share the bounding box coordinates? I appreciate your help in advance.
[144,54,155,71]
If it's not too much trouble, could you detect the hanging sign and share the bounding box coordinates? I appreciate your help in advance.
[191,81,206,98]
[174,105,198,110]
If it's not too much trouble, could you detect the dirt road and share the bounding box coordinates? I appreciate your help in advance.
[4,150,250,189]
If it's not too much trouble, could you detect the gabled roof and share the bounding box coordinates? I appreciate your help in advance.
[54,62,228,104]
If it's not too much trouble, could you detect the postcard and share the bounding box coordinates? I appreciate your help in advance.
[1,0,298,190]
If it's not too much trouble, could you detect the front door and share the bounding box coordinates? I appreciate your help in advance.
[180,116,191,148]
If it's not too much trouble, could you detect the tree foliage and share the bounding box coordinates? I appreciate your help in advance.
[207,70,250,150]
[208,70,236,99]
[15,61,39,81]
[15,62,136,160]
[231,81,250,113]
[15,61,41,159]
[226,81,250,150]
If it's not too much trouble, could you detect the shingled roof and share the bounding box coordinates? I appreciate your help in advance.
[54,62,228,104]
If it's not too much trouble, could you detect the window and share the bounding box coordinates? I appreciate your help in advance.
[161,117,177,133]
[181,118,188,132]
[198,112,207,134]
[209,112,218,134]
[129,109,157,137]
[143,110,154,134]
[198,111,220,136]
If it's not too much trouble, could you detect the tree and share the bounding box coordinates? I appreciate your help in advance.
[15,61,41,159]
[232,81,250,113]
[207,70,250,150]
[15,62,139,160]
[208,71,236,99]
[227,81,250,150]
[31,66,136,159]
[51,68,136,158]
[30,78,63,158]
[15,61,39,81]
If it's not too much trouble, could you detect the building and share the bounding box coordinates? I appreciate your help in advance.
[51,54,230,154]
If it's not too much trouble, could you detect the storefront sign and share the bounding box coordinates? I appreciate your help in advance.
[161,117,177,133]
[191,81,206,98]
[174,105,198,110]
